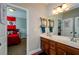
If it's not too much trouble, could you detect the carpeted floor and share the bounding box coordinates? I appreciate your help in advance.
[8,39,26,55]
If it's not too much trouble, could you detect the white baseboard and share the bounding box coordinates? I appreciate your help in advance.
[27,48,41,55]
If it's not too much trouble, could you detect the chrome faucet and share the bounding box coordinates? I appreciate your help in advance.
[46,31,51,37]
[71,37,77,42]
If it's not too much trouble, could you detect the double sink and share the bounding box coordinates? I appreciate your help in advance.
[40,33,79,49]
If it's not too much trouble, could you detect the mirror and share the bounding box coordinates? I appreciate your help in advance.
[58,19,61,35]
[51,6,79,38]
[48,19,54,32]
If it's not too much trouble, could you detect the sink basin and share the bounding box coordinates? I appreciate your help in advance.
[40,33,79,49]
[71,38,79,43]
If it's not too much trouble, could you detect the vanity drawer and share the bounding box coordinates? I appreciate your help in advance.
[41,37,49,43]
[56,42,68,50]
[67,46,79,55]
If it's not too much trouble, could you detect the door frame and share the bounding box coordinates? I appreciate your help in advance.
[6,3,29,55]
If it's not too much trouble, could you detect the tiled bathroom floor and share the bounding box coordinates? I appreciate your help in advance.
[8,39,26,55]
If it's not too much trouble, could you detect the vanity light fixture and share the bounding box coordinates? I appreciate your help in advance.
[52,9,57,15]
[62,3,68,10]
[52,3,70,15]
[57,6,63,13]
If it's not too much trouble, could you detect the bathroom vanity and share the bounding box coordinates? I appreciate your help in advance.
[40,34,79,55]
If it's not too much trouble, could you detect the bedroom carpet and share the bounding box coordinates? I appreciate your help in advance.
[8,39,26,55]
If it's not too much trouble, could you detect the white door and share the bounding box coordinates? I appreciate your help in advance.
[0,24,7,55]
[0,4,7,55]
[61,18,73,37]
[75,17,79,38]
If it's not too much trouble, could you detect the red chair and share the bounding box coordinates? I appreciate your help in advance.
[8,29,21,45]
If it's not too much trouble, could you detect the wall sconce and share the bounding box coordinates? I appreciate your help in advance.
[52,3,70,15]
[57,6,63,13]
[48,19,54,27]
[7,7,16,12]
[40,17,47,27]
[40,17,47,33]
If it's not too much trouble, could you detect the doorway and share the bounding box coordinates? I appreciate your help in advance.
[7,4,27,55]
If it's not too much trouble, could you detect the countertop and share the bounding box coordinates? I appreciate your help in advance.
[40,33,79,49]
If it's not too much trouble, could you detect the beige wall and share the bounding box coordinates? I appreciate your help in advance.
[14,3,48,54]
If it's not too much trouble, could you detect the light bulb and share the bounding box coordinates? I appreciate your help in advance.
[57,7,63,12]
[52,9,58,15]
[65,7,69,11]
[8,8,16,12]
[62,4,68,10]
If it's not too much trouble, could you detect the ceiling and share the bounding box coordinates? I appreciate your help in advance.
[14,3,79,10]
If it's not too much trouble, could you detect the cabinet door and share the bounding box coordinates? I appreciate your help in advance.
[49,49,56,55]
[41,38,49,54]
[57,48,66,55]
[41,41,49,54]
[43,42,49,54]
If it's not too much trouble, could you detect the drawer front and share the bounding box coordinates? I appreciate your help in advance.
[41,38,49,43]
[57,42,68,50]
[67,46,79,55]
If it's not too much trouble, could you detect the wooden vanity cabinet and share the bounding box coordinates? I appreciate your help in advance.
[41,37,79,55]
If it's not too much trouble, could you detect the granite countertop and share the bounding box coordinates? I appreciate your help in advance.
[40,33,79,49]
